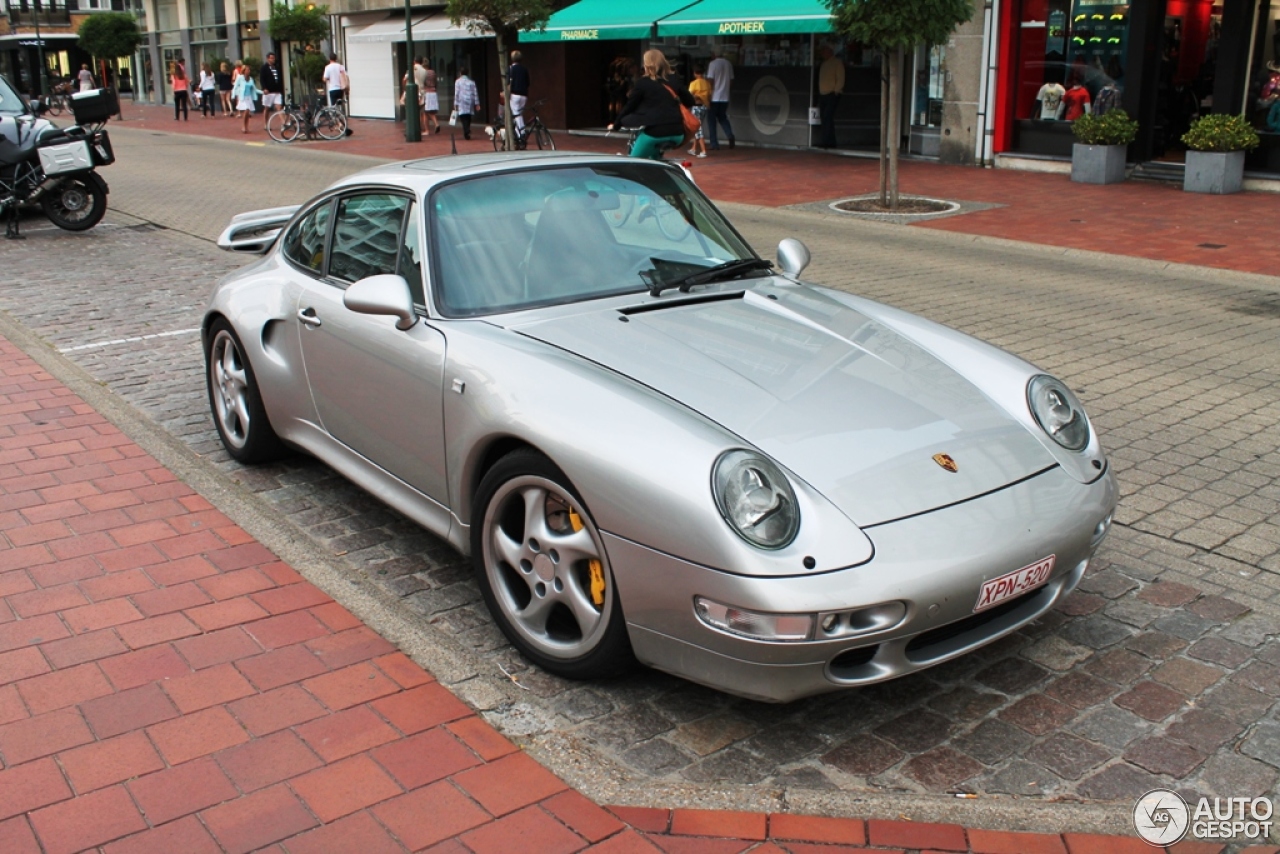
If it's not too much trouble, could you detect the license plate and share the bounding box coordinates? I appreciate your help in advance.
[974,555,1056,612]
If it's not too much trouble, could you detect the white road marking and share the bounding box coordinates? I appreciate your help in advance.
[60,327,202,353]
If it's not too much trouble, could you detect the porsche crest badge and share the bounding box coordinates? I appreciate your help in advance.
[933,453,959,473]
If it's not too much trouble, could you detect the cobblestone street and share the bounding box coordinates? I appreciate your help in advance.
[2,126,1277,839]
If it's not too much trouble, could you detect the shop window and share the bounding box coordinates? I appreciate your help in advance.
[1014,0,1130,123]
[913,43,945,127]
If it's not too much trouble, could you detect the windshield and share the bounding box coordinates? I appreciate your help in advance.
[0,74,27,116]
[429,163,757,317]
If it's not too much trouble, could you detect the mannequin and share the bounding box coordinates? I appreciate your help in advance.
[1063,74,1092,121]
[1036,81,1066,120]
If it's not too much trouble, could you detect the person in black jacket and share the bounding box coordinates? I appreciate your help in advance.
[259,53,284,130]
[608,49,695,160]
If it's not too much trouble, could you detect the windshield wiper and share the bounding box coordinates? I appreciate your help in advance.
[645,258,774,297]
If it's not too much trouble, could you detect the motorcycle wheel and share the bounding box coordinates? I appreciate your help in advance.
[40,176,107,232]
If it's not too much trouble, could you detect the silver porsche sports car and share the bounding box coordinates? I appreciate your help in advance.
[205,152,1116,702]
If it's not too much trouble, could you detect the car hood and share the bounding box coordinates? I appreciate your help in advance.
[510,285,1055,527]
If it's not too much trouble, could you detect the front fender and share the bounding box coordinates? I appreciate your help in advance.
[442,321,873,578]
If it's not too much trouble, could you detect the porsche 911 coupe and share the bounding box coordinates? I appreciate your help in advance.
[205,152,1116,702]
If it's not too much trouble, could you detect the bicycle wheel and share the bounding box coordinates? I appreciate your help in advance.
[314,107,347,140]
[267,110,297,143]
[534,124,555,151]
[47,95,64,117]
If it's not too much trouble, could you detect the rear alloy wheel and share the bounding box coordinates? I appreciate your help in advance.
[40,176,106,231]
[472,450,633,679]
[205,319,287,463]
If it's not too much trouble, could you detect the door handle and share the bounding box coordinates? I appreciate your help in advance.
[297,307,322,328]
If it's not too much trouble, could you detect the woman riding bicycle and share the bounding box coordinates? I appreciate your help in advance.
[608,49,695,160]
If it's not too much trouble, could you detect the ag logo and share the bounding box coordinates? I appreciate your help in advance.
[1133,789,1189,846]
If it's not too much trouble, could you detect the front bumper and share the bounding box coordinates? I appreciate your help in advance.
[609,465,1116,703]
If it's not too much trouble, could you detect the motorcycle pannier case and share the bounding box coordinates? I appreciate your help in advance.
[70,88,118,125]
[38,140,93,175]
[89,129,115,166]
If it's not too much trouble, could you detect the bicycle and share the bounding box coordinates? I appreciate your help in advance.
[266,96,347,143]
[42,81,72,117]
[488,98,554,152]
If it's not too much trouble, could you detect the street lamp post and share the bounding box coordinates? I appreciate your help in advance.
[31,0,49,98]
[402,0,420,142]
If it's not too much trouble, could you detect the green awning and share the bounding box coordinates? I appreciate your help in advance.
[657,0,835,37]
[520,0,698,42]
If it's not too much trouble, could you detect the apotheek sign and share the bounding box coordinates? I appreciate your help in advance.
[719,21,767,34]
[1133,789,1275,846]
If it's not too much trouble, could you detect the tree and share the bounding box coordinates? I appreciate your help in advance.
[447,0,553,150]
[267,2,330,99]
[77,12,141,118]
[825,0,972,209]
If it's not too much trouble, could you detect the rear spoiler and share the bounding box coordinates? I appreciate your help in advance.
[217,205,300,254]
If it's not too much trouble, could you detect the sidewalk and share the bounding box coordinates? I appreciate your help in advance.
[108,101,1280,277]
[0,331,1237,850]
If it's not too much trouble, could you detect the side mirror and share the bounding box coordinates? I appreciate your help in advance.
[777,238,811,278]
[344,274,417,331]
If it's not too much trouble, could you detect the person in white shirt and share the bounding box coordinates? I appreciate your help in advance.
[706,50,735,149]
[77,64,94,92]
[323,54,348,109]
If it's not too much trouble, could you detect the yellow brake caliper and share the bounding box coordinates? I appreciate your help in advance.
[568,508,605,609]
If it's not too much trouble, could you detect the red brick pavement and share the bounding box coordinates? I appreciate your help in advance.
[0,332,1220,847]
[111,100,1280,277]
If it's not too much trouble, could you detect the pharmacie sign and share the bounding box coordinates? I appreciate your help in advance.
[559,29,600,39]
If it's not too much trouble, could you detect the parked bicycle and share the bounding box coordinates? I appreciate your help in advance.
[266,96,347,143]
[41,81,72,117]
[488,98,554,152]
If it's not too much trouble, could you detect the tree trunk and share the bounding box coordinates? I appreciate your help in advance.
[878,52,888,207]
[495,30,514,151]
[887,46,902,210]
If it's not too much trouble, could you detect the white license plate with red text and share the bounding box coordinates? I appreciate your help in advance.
[974,556,1056,612]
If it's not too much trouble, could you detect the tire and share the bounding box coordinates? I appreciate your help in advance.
[472,449,634,680]
[267,110,297,143]
[314,108,347,140]
[205,319,288,464]
[47,96,64,117]
[491,126,503,152]
[40,175,107,231]
[534,125,555,151]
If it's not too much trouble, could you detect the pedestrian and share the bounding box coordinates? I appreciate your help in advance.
[816,44,844,148]
[77,63,94,93]
[323,53,347,109]
[171,59,190,121]
[216,61,233,116]
[453,66,479,140]
[260,52,284,130]
[422,60,441,134]
[688,63,711,158]
[199,62,218,117]
[507,50,529,132]
[706,49,735,150]
[232,62,258,135]
[608,48,695,161]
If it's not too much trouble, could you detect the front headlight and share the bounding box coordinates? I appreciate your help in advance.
[712,449,800,549]
[1027,375,1091,451]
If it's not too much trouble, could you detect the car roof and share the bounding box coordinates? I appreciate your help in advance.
[329,151,673,193]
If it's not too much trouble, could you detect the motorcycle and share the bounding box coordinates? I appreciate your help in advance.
[0,75,115,240]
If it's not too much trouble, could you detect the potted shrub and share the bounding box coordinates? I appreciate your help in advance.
[1181,114,1261,194]
[1071,109,1138,184]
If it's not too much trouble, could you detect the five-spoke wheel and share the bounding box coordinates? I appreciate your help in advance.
[472,450,633,679]
[204,319,286,463]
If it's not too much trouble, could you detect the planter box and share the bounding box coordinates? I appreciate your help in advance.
[1183,150,1245,194]
[1071,143,1127,184]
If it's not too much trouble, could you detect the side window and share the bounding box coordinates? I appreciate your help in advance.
[328,193,410,285]
[398,201,424,306]
[281,201,331,274]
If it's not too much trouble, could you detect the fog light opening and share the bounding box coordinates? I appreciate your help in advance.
[693,597,814,642]
[1092,511,1114,547]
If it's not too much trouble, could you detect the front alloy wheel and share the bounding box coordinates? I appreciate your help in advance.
[472,450,633,679]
